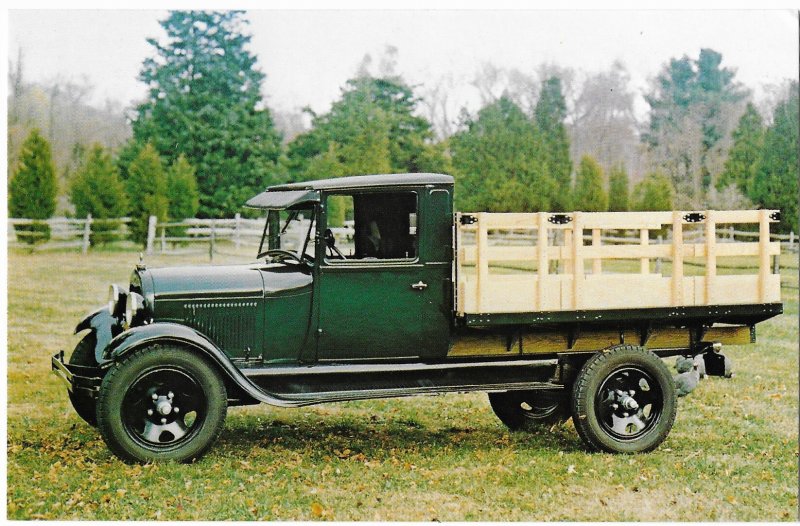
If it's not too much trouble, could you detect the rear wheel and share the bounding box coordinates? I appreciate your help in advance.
[97,346,227,463]
[571,345,676,453]
[488,389,569,430]
[68,334,99,427]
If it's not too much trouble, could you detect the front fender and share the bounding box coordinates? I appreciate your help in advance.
[75,307,123,363]
[101,322,303,408]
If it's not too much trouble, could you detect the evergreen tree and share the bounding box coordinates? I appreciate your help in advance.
[286,76,445,180]
[69,143,129,245]
[717,102,765,195]
[632,171,674,212]
[573,155,608,212]
[131,11,282,217]
[534,77,572,211]
[9,128,57,243]
[166,155,200,221]
[304,144,347,225]
[336,107,393,175]
[165,155,200,239]
[126,143,169,245]
[607,163,630,212]
[643,49,746,205]
[751,82,799,233]
[450,97,551,212]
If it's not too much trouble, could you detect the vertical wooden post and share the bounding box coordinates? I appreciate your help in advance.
[758,209,770,302]
[209,220,216,262]
[82,213,92,254]
[537,212,548,309]
[704,210,716,305]
[160,226,166,253]
[572,212,583,309]
[146,215,157,255]
[671,211,684,306]
[790,231,795,253]
[592,228,601,275]
[655,234,663,274]
[234,212,241,250]
[476,213,488,312]
[640,229,649,274]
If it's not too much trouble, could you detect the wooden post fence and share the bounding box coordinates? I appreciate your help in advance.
[146,216,157,255]
[81,214,92,254]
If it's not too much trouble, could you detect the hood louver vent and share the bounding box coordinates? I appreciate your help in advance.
[183,301,259,356]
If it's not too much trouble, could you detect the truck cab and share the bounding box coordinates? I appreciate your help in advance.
[255,174,454,362]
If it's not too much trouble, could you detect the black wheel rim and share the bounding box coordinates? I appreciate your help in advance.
[595,366,663,441]
[121,367,207,450]
[519,394,562,421]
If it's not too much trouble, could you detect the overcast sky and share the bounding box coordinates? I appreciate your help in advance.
[7,9,799,120]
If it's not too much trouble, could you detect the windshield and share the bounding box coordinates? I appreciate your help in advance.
[257,207,316,261]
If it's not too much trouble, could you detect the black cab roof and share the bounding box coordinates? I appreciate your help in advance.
[268,173,454,191]
[245,173,453,210]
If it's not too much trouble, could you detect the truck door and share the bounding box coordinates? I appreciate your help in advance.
[316,188,451,362]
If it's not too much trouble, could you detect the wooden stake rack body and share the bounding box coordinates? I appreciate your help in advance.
[455,210,781,315]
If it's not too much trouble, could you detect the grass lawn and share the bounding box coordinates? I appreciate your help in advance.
[6,248,799,520]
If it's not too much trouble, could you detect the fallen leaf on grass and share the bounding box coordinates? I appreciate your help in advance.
[311,502,324,517]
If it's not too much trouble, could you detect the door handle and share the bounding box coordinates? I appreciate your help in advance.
[411,281,428,290]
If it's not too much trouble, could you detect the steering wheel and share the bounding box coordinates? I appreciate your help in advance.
[257,249,303,263]
[324,229,346,259]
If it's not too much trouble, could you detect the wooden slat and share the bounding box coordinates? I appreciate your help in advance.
[537,213,548,310]
[694,242,780,257]
[592,228,602,275]
[579,211,671,229]
[476,213,488,312]
[581,244,672,259]
[713,209,779,224]
[640,229,649,274]
[572,213,583,309]
[672,211,684,306]
[759,209,770,302]
[705,210,716,305]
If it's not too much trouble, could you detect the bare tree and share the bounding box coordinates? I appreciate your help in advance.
[570,61,641,177]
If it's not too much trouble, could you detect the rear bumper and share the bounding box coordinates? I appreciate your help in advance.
[51,351,102,398]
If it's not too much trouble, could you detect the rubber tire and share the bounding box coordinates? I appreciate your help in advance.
[96,346,227,463]
[489,390,570,430]
[571,345,677,454]
[68,334,99,427]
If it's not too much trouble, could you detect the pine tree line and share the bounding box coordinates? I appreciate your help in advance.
[9,11,799,241]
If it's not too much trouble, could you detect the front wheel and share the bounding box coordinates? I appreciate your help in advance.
[571,345,676,454]
[96,346,227,463]
[68,334,99,427]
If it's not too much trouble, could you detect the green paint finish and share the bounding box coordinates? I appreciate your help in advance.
[263,289,313,363]
[314,184,453,361]
[317,264,435,360]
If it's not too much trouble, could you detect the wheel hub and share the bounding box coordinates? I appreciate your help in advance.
[122,369,205,448]
[596,367,663,441]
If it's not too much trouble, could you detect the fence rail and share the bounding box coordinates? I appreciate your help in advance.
[8,215,133,253]
[8,214,800,260]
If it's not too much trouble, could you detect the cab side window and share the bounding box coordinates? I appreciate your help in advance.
[325,192,417,261]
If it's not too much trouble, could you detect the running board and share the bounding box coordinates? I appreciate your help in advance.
[240,358,562,407]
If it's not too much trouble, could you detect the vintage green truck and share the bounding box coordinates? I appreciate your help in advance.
[53,173,783,462]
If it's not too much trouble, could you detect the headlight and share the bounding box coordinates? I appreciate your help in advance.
[108,284,128,320]
[125,292,145,326]
[108,284,122,314]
